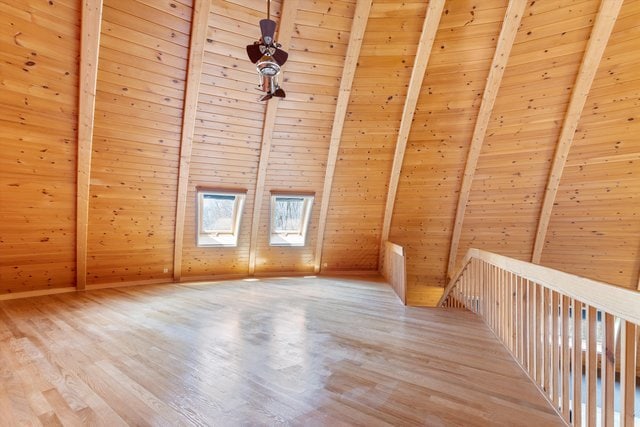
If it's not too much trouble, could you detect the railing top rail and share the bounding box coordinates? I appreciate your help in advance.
[439,248,640,325]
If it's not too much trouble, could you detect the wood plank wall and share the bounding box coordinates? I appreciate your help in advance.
[388,0,507,305]
[454,0,601,271]
[541,0,640,289]
[179,0,278,279]
[87,0,192,285]
[320,0,429,271]
[0,0,80,293]
[1,0,638,296]
[253,0,356,273]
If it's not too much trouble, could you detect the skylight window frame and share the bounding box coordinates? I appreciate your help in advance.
[196,188,246,248]
[269,193,314,247]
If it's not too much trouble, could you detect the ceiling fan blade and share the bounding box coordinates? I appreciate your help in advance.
[273,88,286,99]
[260,19,277,45]
[259,93,273,102]
[271,48,288,66]
[246,44,262,63]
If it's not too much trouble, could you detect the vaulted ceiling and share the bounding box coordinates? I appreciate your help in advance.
[1,0,638,303]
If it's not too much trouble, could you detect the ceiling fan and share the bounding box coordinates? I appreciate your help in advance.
[246,0,288,101]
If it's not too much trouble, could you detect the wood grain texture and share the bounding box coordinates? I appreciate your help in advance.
[172,0,212,281]
[379,0,445,244]
[446,0,527,280]
[531,0,624,264]
[179,0,282,279]
[540,0,640,289]
[0,0,81,294]
[247,0,300,275]
[77,0,104,291]
[388,0,509,296]
[455,0,601,272]
[321,0,430,272]
[87,0,192,285]
[0,276,562,425]
[314,0,373,274]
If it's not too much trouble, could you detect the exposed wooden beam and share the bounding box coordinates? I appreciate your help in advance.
[445,0,527,279]
[172,0,212,282]
[379,0,445,259]
[248,0,299,275]
[76,0,104,291]
[313,0,373,274]
[531,0,623,264]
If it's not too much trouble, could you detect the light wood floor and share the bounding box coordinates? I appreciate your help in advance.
[0,276,562,426]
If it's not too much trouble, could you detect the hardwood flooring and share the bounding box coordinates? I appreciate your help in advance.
[0,276,562,426]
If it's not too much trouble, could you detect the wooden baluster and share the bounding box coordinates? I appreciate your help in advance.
[503,270,508,347]
[503,269,508,345]
[473,259,479,314]
[510,272,516,353]
[520,277,531,373]
[533,283,540,384]
[552,291,560,406]
[620,321,636,427]
[585,306,597,426]
[561,295,570,422]
[572,300,582,427]
[537,284,544,387]
[601,313,614,427]
[528,280,534,376]
[513,273,518,355]
[492,264,497,328]
[474,259,479,314]
[491,265,496,330]
[498,268,503,343]
[543,287,550,394]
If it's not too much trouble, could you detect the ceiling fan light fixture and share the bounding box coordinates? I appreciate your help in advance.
[257,56,281,77]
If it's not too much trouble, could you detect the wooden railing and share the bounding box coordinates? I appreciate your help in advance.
[439,249,640,426]
[381,241,407,305]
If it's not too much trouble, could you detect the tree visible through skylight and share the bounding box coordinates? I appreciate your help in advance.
[202,194,235,232]
[273,197,304,232]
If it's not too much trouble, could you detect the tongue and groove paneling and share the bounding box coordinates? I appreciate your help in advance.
[0,0,80,293]
[178,0,278,279]
[87,0,192,285]
[320,0,429,272]
[388,0,508,303]
[454,0,600,269]
[541,0,640,289]
[182,0,280,280]
[252,0,356,274]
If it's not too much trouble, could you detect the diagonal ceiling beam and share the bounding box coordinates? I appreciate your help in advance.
[248,0,299,275]
[446,0,527,279]
[172,0,212,282]
[531,0,624,264]
[77,0,104,291]
[379,0,445,259]
[313,0,373,274]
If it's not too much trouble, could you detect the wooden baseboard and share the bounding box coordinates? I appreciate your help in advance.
[0,286,77,301]
[320,269,381,277]
[179,273,246,283]
[85,278,172,290]
[0,270,386,302]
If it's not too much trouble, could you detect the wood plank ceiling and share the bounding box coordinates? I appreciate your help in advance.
[0,0,638,301]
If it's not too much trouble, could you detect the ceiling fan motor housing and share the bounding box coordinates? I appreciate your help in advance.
[257,55,281,77]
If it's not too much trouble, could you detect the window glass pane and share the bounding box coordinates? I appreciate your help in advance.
[202,194,236,232]
[274,197,304,232]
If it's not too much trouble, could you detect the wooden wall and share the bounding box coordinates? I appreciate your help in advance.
[1,0,638,296]
[0,0,80,294]
[541,0,640,289]
[179,0,276,279]
[455,0,600,265]
[389,0,507,304]
[87,0,192,285]
[253,0,355,274]
[321,0,428,271]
